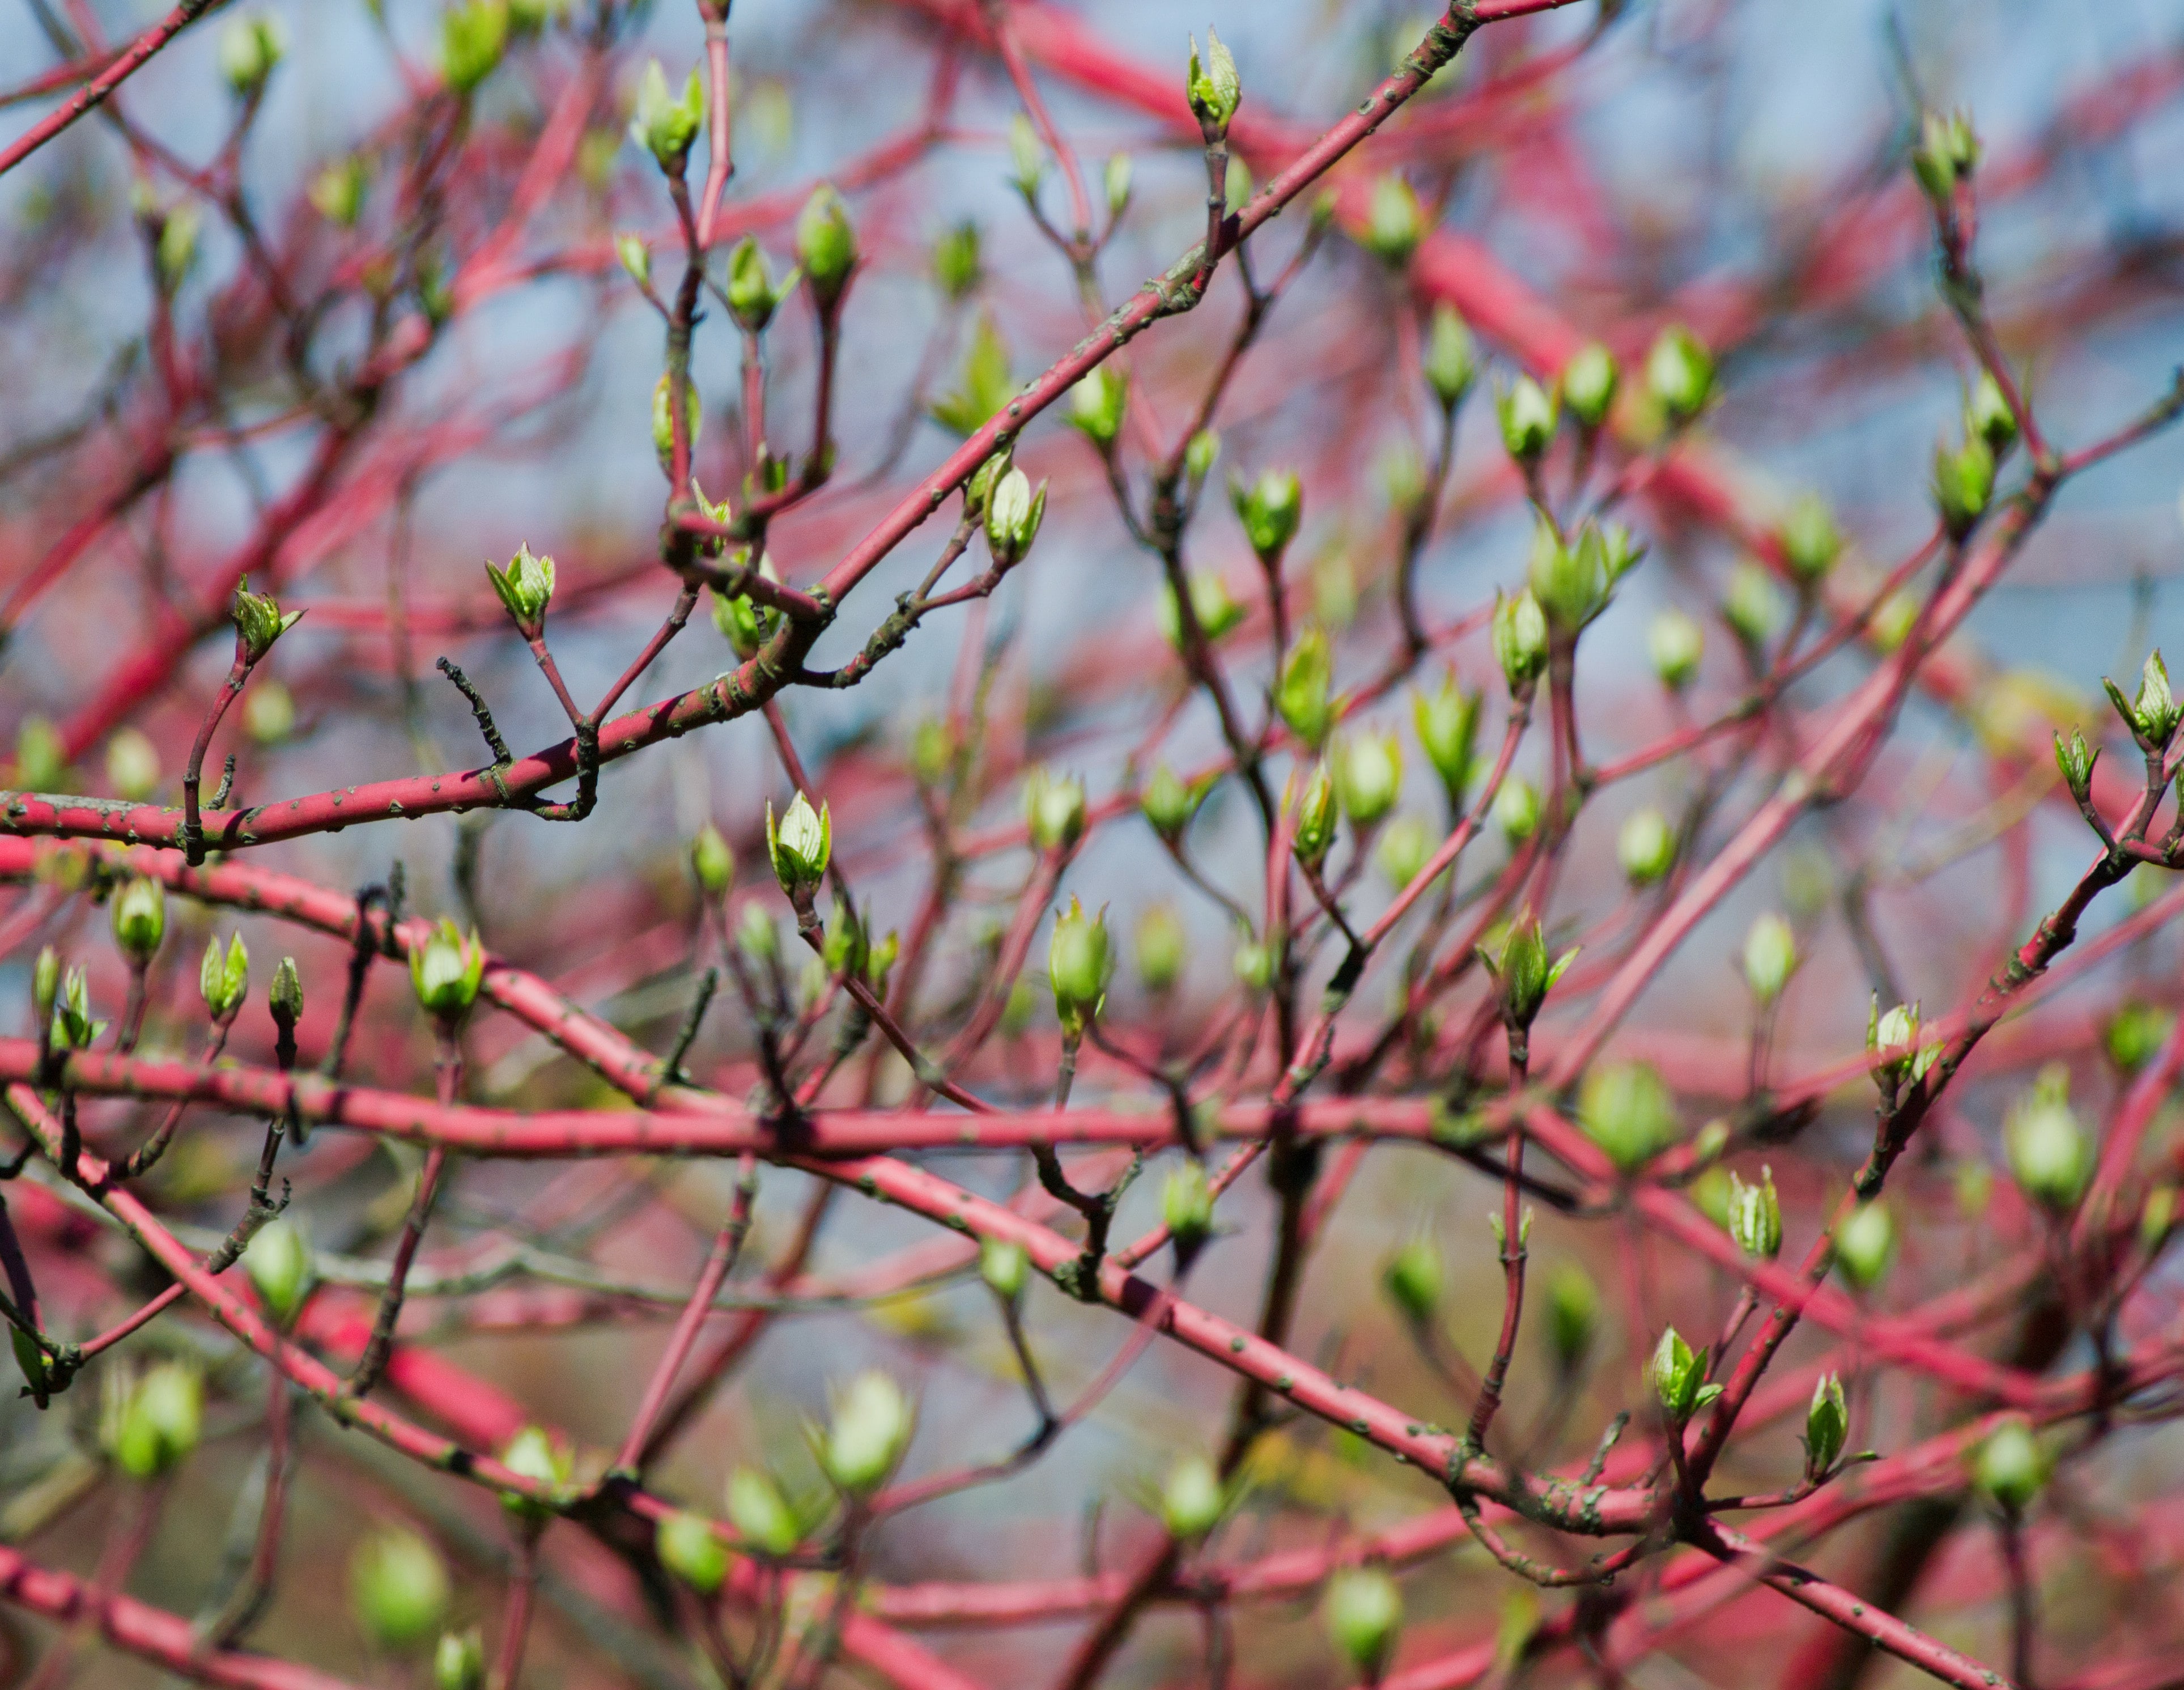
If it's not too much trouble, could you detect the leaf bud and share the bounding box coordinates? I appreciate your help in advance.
[2105,1000,2172,1074]
[1723,562,1786,649]
[1361,174,1423,266]
[499,1424,573,1522]
[1931,432,1995,541]
[1158,573,1245,648]
[1833,1200,1895,1291]
[434,1629,486,1690]
[1275,629,1335,749]
[690,824,735,897]
[1527,516,1611,636]
[111,876,166,966]
[823,1371,913,1495]
[1648,1326,1719,1422]
[726,1466,802,1555]
[1491,590,1548,693]
[932,219,981,300]
[309,155,368,227]
[1161,1453,1225,1542]
[980,1236,1029,1301]
[1135,903,1187,994]
[1561,341,1618,429]
[1231,469,1303,563]
[1617,807,1675,887]
[725,237,793,334]
[33,945,61,1035]
[195,931,248,1022]
[1648,608,1704,691]
[1104,152,1133,218]
[52,964,104,1051]
[2106,649,2182,750]
[1324,1566,1403,1679]
[2054,727,2097,805]
[1966,370,2018,455]
[409,919,485,1020]
[232,577,303,660]
[1973,1416,2047,1513]
[105,728,160,801]
[1493,776,1539,846]
[1335,730,1403,829]
[1411,672,1480,806]
[1742,913,1798,1007]
[2004,1063,2092,1212]
[1289,763,1338,873]
[628,59,705,172]
[766,792,831,905]
[1545,1262,1597,1373]
[1183,428,1221,485]
[1141,764,1207,843]
[736,901,779,965]
[1804,1373,1849,1481]
[1912,108,1979,202]
[615,232,650,290]
[1422,304,1477,409]
[1185,28,1242,138]
[1069,366,1128,451]
[218,13,286,97]
[656,1510,728,1595]
[1477,908,1575,1035]
[1048,897,1110,1039]
[1024,768,1088,854]
[1382,1236,1443,1327]
[1779,493,1841,584]
[795,184,857,310]
[1578,1061,1678,1172]
[1163,1161,1216,1258]
[1375,814,1433,891]
[485,542,555,636]
[985,468,1048,568]
[1644,324,1714,424]
[1726,1166,1783,1260]
[1496,376,1559,466]
[440,0,509,94]
[269,956,304,1027]
[244,1213,312,1323]
[1232,936,1273,992]
[350,1528,449,1649]
[107,1361,203,1479]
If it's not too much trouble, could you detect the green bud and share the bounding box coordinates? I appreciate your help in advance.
[244,677,295,744]
[1804,1373,1848,1481]
[1726,1166,1782,1260]
[1410,672,1480,806]
[1048,897,1110,1038]
[931,314,1014,436]
[1231,469,1303,563]
[1186,28,1242,136]
[1104,152,1133,218]
[1545,1262,1597,1372]
[499,1424,572,1520]
[821,895,868,982]
[219,14,286,96]
[615,232,650,290]
[1069,366,1129,451]
[1644,325,1714,424]
[1161,1453,1225,1542]
[434,1629,486,1690]
[52,963,104,1051]
[985,468,1048,567]
[107,1361,203,1479]
[1648,1326,1720,1421]
[1723,562,1786,649]
[2107,649,2182,749]
[269,956,303,1025]
[1967,370,2018,455]
[2054,727,2097,805]
[710,554,781,661]
[440,0,508,93]
[911,719,954,788]
[15,717,66,791]
[1289,763,1339,873]
[1527,515,1611,636]
[1478,910,1575,1034]
[795,184,857,309]
[980,1236,1029,1301]
[628,58,704,171]
[111,876,165,965]
[244,1213,312,1323]
[1932,432,1995,542]
[1973,1416,2046,1513]
[154,201,201,294]
[1335,730,1403,829]
[2105,1000,2172,1074]
[105,728,160,801]
[1561,342,1618,429]
[1158,573,1246,648]
[232,577,303,660]
[823,1371,913,1495]
[409,919,485,1019]
[1276,629,1335,749]
[1375,814,1434,891]
[2141,1184,2177,1251]
[1324,1566,1403,1678]
[1183,428,1221,485]
[766,792,831,903]
[1833,1200,1895,1291]
[1743,913,1798,1007]
[1617,807,1675,886]
[1382,1237,1442,1327]
[350,1528,449,1649]
[309,155,368,227]
[33,946,61,1035]
[656,1510,728,1595]
[1496,376,1559,465]
[484,542,555,635]
[1493,776,1539,846]
[1025,768,1087,853]
[651,374,701,473]
[1913,108,1979,202]
[1579,1061,1678,1172]
[1362,174,1423,266]
[1492,591,1548,693]
[932,219,982,300]
[1644,608,1703,692]
[201,932,249,1020]
[1233,937,1274,992]
[725,236,793,333]
[1422,304,1477,409]
[1000,979,1038,1038]
[1141,764,1208,843]
[2004,1063,2092,1212]
[1008,114,1046,198]
[736,902,778,966]
[1777,493,1842,585]
[1135,903,1186,994]
[691,824,734,896]
[1163,1161,1216,1256]
[726,1466,802,1555]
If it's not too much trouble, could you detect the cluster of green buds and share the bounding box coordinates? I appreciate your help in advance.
[109,875,165,966]
[244,1213,313,1324]
[1163,1160,1217,1264]
[1185,28,1241,141]
[434,1629,485,1690]
[218,12,286,97]
[1579,1060,1678,1172]
[1231,469,1303,565]
[201,932,250,1021]
[1726,1166,1782,1260]
[1335,730,1402,829]
[727,1465,804,1555]
[2004,1063,2092,1212]
[409,919,486,1022]
[1648,1326,1722,1423]
[350,1527,449,1649]
[656,1511,728,1596]
[1833,1199,1895,1290]
[1361,175,1423,266]
[1477,910,1576,1063]
[690,823,734,897]
[1411,672,1480,809]
[1911,108,1980,205]
[440,0,508,94]
[1025,768,1087,853]
[1158,572,1246,649]
[985,466,1048,568]
[1561,342,1619,430]
[1161,1452,1225,1542]
[1135,903,1186,994]
[1069,366,1128,452]
[980,1235,1029,1302]
[104,1361,203,1479]
[1617,807,1675,887]
[795,184,857,312]
[232,577,303,662]
[1803,1373,1849,1483]
[1496,376,1558,467]
[1048,897,1110,1039]
[726,236,797,334]
[1931,428,1995,541]
[1644,325,1714,425]
[629,59,705,173]
[1289,763,1338,873]
[1492,590,1548,695]
[766,792,831,914]
[1742,913,1798,1008]
[1276,629,1336,748]
[1324,1566,1404,1680]
[1382,1235,1443,1327]
[1779,493,1842,585]
[822,1371,914,1495]
[1423,304,1476,409]
[1141,764,1210,844]
[485,542,555,639]
[2105,649,2182,751]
